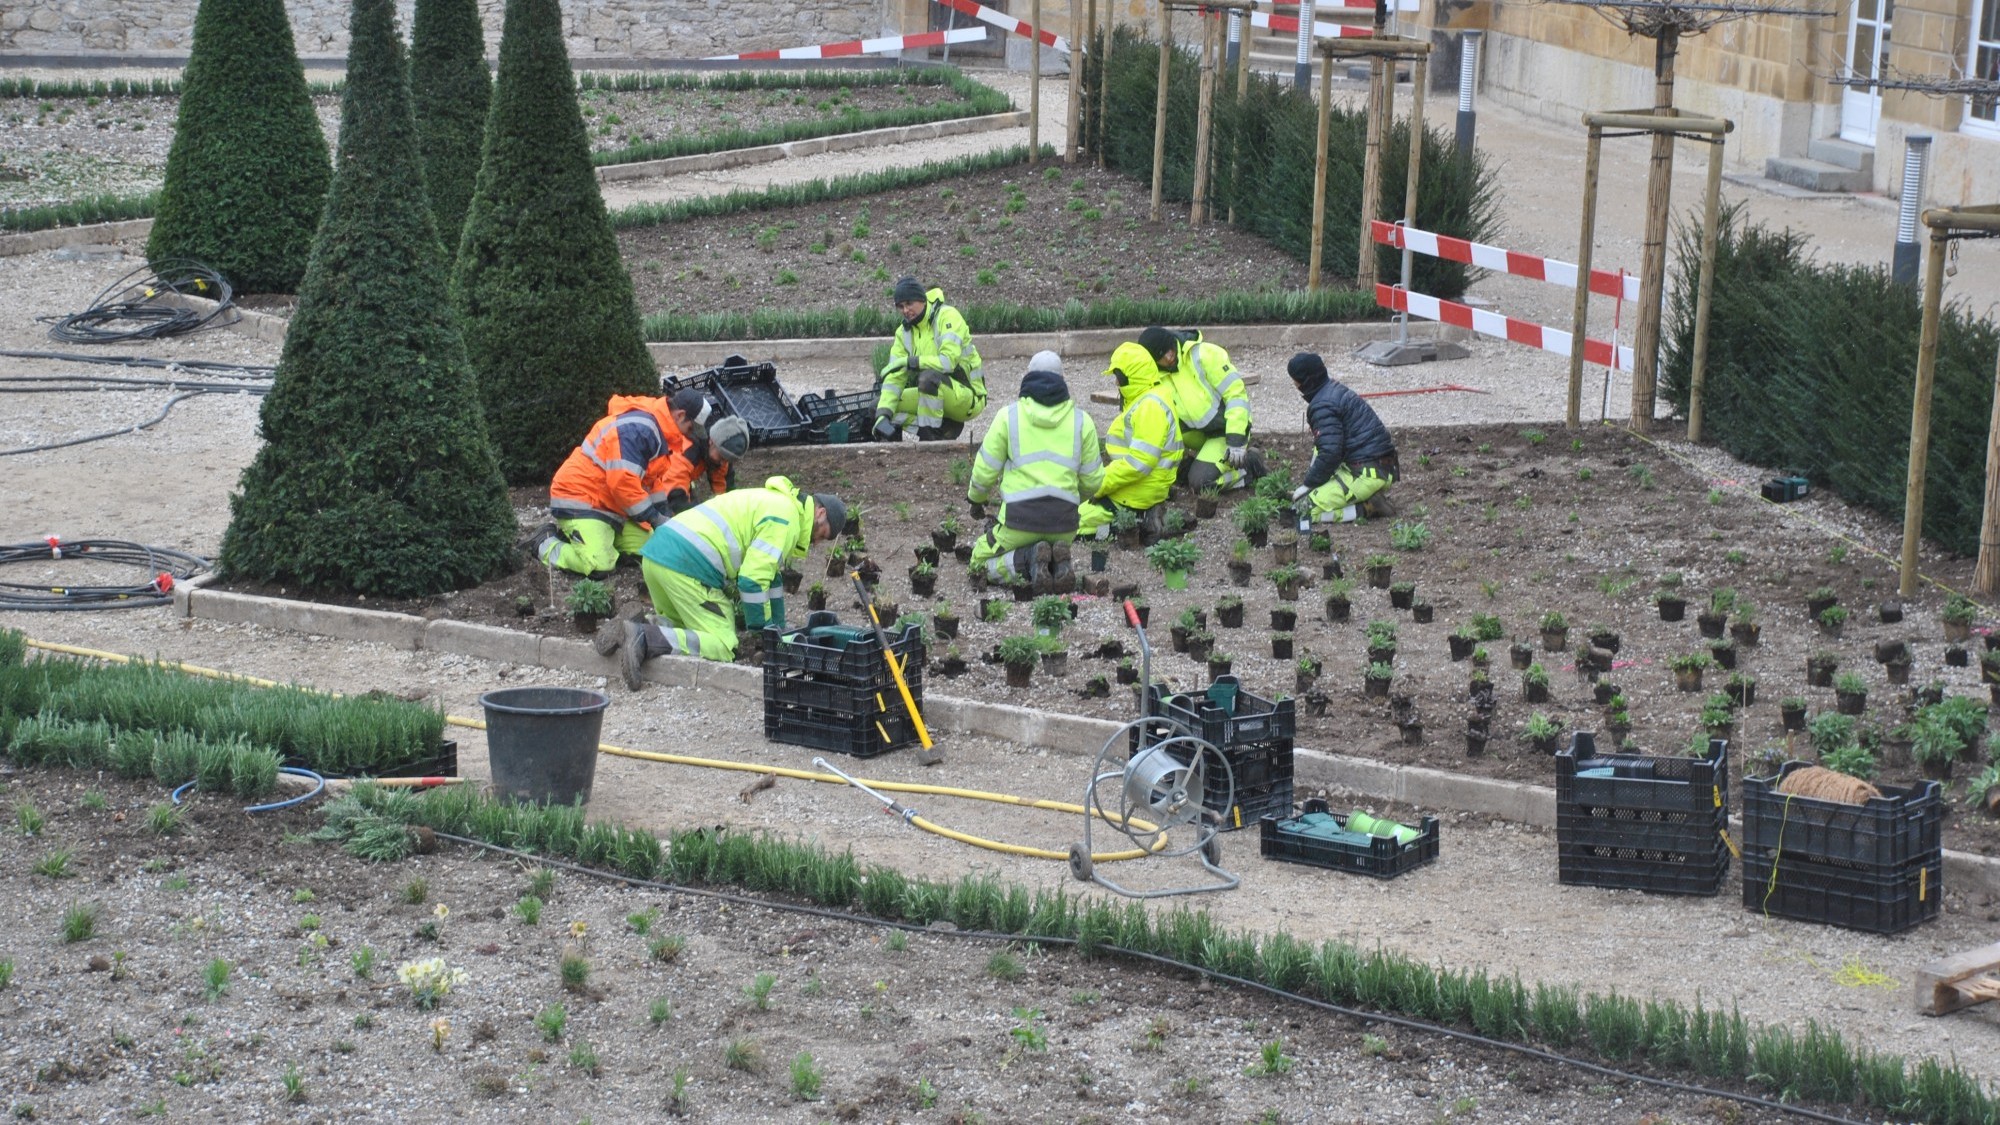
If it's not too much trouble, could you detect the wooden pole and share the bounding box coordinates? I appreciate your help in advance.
[1097,0,1111,168]
[1899,224,1951,598]
[1029,0,1043,164]
[1151,3,1171,222]
[1630,28,1680,433]
[1066,0,1083,163]
[1685,130,1726,443]
[1228,2,1250,225]
[1357,55,1388,290]
[1307,46,1334,290]
[1566,124,1604,430]
[1397,56,1428,301]
[1978,340,2000,594]
[1191,9,1217,225]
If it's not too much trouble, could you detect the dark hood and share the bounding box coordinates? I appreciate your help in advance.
[1020,368,1070,407]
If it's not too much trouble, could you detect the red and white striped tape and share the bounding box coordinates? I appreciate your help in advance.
[706,26,986,61]
[1250,9,1375,38]
[937,0,1069,51]
[1376,284,1635,370]
[1371,221,1641,302]
[1249,0,1420,14]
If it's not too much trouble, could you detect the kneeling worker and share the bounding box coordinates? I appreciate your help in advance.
[1285,352,1399,523]
[1131,326,1267,493]
[531,390,750,575]
[605,476,846,688]
[872,275,987,441]
[1075,340,1183,543]
[966,351,1104,593]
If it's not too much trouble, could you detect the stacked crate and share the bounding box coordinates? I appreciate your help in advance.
[762,619,926,758]
[1132,676,1295,831]
[1556,732,1730,895]
[1740,762,1942,934]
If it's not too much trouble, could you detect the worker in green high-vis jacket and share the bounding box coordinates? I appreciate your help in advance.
[598,475,846,689]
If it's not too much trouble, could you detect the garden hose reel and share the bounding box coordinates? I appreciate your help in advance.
[1068,601,1240,899]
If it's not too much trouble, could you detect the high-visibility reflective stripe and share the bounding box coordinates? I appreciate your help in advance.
[740,587,772,605]
[1111,453,1150,471]
[585,447,645,476]
[691,506,744,572]
[1003,484,1082,504]
[664,628,701,656]
[976,448,1003,470]
[663,523,727,577]
[622,498,651,517]
[748,539,786,563]
[939,331,963,347]
[1125,437,1166,458]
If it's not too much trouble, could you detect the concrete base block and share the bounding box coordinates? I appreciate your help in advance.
[190,589,425,650]
[424,619,541,665]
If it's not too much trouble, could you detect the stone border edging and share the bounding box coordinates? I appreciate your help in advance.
[168,582,2000,897]
[598,110,1029,183]
[0,218,153,258]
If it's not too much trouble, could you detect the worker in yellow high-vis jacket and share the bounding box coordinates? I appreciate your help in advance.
[599,476,846,688]
[1130,326,1268,495]
[872,276,987,441]
[1075,340,1183,544]
[966,351,1104,594]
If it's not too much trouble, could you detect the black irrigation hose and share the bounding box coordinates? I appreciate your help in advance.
[0,387,266,457]
[428,829,1870,1125]
[0,538,209,610]
[35,260,239,344]
[0,349,273,375]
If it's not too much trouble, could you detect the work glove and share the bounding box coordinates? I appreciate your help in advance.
[873,411,898,442]
[1225,444,1248,468]
[917,369,943,395]
[968,501,986,521]
[640,502,674,529]
[1290,485,1310,502]
[664,489,692,516]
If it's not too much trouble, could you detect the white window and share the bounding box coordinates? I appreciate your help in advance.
[1969,0,2000,135]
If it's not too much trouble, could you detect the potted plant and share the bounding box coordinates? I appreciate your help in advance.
[1309,531,1333,555]
[1032,595,1070,637]
[1115,656,1139,685]
[1271,531,1300,566]
[1524,712,1561,754]
[1885,655,1914,685]
[1040,637,1069,677]
[1128,596,1150,628]
[1089,542,1110,574]
[1468,668,1496,709]
[1700,693,1735,740]
[1389,580,1417,610]
[1779,695,1808,732]
[1668,652,1712,692]
[1834,671,1869,715]
[913,543,941,568]
[1272,565,1304,603]
[1587,625,1621,653]
[932,514,961,553]
[1817,604,1849,638]
[1227,539,1254,587]
[1270,606,1297,632]
[910,559,939,597]
[1508,639,1534,670]
[1271,631,1294,660]
[932,603,960,640]
[1171,607,1199,652]
[781,566,804,595]
[1470,645,1491,669]
[1910,711,1959,780]
[1538,611,1569,652]
[1448,625,1478,663]
[1215,595,1245,629]
[1947,644,1970,668]
[1655,589,1687,622]
[1804,651,1839,687]
[806,582,828,612]
[1522,662,1551,704]
[1363,661,1394,698]
[1708,637,1738,671]
[1697,588,1733,639]
[1725,671,1757,708]
[1465,724,1489,757]
[956,542,976,565]
[1365,620,1398,666]
[1079,672,1110,699]
[1728,602,1760,647]
[1324,576,1355,623]
[1146,539,1199,591]
[1606,707,1633,742]
[1112,506,1142,549]
[1195,485,1222,519]
[998,635,1041,688]
[1593,681,1620,706]
[1233,498,1275,548]
[1303,688,1331,717]
[937,645,968,678]
[1878,598,1905,624]
[1162,508,1194,538]
[873,597,901,624]
[1942,593,1979,643]
[564,579,614,635]
[981,597,1010,624]
[1411,600,1435,624]
[1096,634,1126,660]
[1186,629,1215,663]
[1294,653,1323,695]
[1365,554,1394,589]
[1207,650,1233,681]
[1966,763,2000,816]
[1806,585,1839,619]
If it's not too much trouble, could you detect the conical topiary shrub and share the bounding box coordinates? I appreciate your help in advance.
[411,0,491,253]
[146,0,331,294]
[218,0,515,599]
[451,0,656,484]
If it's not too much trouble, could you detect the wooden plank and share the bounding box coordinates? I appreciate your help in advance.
[1915,941,2000,1015]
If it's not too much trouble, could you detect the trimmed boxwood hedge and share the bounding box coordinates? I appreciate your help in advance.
[411,0,493,255]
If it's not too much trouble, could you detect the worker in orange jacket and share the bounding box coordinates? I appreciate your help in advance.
[528,390,751,576]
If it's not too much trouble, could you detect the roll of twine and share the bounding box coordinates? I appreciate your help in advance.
[1776,765,1878,805]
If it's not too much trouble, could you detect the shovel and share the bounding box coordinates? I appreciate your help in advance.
[850,571,940,766]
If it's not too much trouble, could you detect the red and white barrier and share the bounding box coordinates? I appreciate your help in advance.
[1376,285,1636,370]
[706,26,987,61]
[1250,10,1375,38]
[937,0,1069,51]
[1371,221,1640,302]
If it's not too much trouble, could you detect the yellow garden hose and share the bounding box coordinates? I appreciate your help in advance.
[21,638,1166,863]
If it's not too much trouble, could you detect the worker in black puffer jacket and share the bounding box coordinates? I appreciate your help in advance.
[1285,352,1399,523]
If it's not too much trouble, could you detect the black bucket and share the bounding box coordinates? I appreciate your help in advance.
[479,687,610,805]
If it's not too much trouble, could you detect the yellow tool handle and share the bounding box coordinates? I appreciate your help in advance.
[852,571,932,750]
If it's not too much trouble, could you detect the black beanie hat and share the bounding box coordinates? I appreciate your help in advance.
[892,276,925,305]
[1287,352,1329,383]
[1135,325,1179,360]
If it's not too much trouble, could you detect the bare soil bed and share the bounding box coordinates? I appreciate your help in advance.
[216,421,2000,859]
[0,767,1806,1124]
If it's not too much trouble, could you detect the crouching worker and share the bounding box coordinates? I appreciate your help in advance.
[872,275,987,441]
[1285,352,1399,523]
[966,351,1104,594]
[600,476,846,689]
[530,389,751,575]
[1075,341,1183,544]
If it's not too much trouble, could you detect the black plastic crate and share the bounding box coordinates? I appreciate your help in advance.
[763,697,921,758]
[764,663,922,715]
[1741,850,1940,934]
[1134,676,1295,750]
[1556,803,1727,859]
[1558,846,1729,896]
[796,388,884,443]
[1556,732,1728,816]
[662,355,813,446]
[1260,797,1440,879]
[1740,761,1941,872]
[764,619,926,686]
